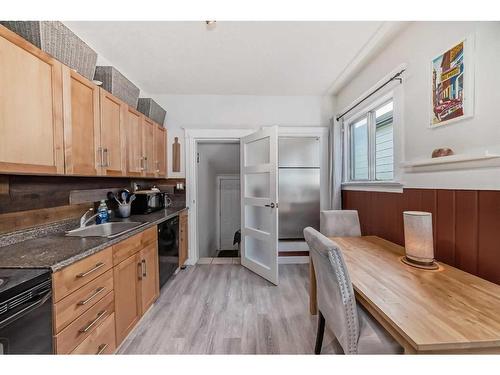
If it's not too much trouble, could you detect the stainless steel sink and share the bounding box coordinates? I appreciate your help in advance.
[65,222,148,238]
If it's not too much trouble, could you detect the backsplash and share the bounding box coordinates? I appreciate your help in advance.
[0,175,185,214]
[0,175,186,234]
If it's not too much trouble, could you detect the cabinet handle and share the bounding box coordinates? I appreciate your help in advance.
[96,343,108,355]
[79,310,107,333]
[77,287,105,306]
[142,259,147,277]
[76,262,105,278]
[140,157,145,171]
[103,148,109,167]
[137,262,143,280]
[98,147,104,167]
[144,157,148,172]
[156,160,160,173]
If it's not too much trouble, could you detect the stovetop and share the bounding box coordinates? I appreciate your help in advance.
[0,268,51,302]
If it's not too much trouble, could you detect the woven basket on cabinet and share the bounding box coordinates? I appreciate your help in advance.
[0,21,97,80]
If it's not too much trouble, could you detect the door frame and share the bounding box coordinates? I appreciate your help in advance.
[185,128,254,265]
[215,174,241,252]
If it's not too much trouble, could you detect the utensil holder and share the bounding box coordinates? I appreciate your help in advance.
[117,203,131,218]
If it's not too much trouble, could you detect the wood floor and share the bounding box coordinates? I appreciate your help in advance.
[118,263,338,354]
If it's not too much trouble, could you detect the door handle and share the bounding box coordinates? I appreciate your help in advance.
[103,148,109,167]
[265,203,276,208]
[137,261,143,280]
[98,147,104,167]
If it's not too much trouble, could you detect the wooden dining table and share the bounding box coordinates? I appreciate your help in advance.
[308,235,500,354]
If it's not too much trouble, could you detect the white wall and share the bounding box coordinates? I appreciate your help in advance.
[336,21,500,190]
[197,142,240,258]
[150,94,335,178]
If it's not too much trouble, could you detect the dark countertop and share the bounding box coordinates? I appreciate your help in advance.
[0,207,187,272]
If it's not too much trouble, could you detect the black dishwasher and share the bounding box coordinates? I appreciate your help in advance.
[157,216,179,288]
[0,268,53,354]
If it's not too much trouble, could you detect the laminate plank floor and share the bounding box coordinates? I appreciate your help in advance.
[118,264,339,354]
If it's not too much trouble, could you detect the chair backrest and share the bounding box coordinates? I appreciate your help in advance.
[320,210,361,237]
[304,227,360,354]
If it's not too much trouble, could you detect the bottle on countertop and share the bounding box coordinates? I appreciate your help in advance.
[96,200,110,224]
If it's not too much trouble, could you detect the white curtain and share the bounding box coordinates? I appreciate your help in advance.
[328,117,343,209]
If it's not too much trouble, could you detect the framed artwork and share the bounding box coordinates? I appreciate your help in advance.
[430,36,475,127]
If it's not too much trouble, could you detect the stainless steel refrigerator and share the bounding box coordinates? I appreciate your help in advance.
[278,137,321,239]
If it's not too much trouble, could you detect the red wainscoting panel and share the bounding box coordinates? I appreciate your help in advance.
[478,191,500,284]
[342,188,500,285]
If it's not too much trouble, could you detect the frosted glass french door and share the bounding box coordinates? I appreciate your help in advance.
[240,127,279,285]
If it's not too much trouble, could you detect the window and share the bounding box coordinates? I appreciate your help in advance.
[347,99,394,182]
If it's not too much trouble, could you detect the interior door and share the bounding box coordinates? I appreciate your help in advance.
[240,127,279,285]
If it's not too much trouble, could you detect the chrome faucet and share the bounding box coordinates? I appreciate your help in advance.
[80,208,99,228]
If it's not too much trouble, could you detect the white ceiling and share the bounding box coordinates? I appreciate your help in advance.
[64,21,395,96]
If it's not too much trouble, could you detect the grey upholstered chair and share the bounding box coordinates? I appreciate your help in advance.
[304,227,403,354]
[320,210,361,237]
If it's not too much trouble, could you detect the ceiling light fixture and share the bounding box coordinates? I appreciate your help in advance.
[205,20,217,30]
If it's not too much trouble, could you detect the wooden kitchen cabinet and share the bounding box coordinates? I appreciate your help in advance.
[99,89,127,176]
[52,246,113,303]
[139,242,160,313]
[0,26,65,175]
[71,312,117,355]
[142,116,156,177]
[179,210,189,267]
[154,124,167,177]
[113,252,142,344]
[52,226,160,353]
[1,25,170,179]
[63,75,127,177]
[62,67,101,176]
[113,227,159,346]
[124,106,144,177]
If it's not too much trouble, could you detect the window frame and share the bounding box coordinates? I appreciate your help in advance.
[343,93,396,184]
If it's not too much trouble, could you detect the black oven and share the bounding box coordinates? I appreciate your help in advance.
[0,269,53,354]
[157,216,179,288]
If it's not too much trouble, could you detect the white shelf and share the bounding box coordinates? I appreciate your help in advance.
[401,152,500,168]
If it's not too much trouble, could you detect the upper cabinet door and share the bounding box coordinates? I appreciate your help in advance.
[124,107,143,176]
[0,26,64,175]
[142,117,156,177]
[100,89,126,176]
[62,67,101,175]
[154,125,167,178]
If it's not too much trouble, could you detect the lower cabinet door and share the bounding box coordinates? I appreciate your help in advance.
[71,313,116,354]
[114,254,142,345]
[139,243,159,313]
[179,212,188,267]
